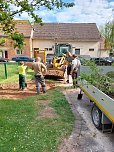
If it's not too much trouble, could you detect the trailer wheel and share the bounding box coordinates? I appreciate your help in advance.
[91,104,102,130]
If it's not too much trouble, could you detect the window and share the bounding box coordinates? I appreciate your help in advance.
[49,48,52,51]
[16,50,22,54]
[45,48,48,51]
[0,50,3,57]
[45,48,52,51]
[5,50,8,58]
[75,49,80,55]
[89,48,94,51]
[34,48,39,51]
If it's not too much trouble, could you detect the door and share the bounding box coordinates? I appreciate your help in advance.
[34,50,39,58]
[5,50,8,58]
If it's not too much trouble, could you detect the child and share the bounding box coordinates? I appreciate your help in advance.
[18,61,27,91]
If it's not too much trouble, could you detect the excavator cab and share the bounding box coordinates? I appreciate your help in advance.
[52,43,72,68]
[54,43,71,56]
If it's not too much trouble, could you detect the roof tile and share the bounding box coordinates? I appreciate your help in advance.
[0,20,32,37]
[33,23,101,41]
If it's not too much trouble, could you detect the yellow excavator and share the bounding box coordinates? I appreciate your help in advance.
[46,43,72,78]
[34,43,72,78]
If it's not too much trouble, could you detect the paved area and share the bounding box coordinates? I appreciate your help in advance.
[59,88,114,152]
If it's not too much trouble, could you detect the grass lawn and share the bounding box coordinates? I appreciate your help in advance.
[0,88,75,152]
[0,63,18,82]
[0,63,34,84]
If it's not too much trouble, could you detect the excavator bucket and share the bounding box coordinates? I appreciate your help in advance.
[45,55,66,79]
[46,67,65,79]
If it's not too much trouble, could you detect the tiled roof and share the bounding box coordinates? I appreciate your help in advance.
[15,20,32,37]
[0,20,32,37]
[33,23,101,41]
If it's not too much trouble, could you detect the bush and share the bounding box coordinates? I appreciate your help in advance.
[106,71,114,80]
[80,61,114,95]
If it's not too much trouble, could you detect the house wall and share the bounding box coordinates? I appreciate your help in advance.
[99,50,109,57]
[0,36,108,59]
[32,39,54,55]
[32,39,109,57]
[0,38,15,59]
[23,38,31,57]
[30,29,34,57]
[68,41,100,57]
[0,37,31,59]
[98,37,109,57]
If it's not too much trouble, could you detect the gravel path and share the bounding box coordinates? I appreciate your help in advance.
[59,88,114,152]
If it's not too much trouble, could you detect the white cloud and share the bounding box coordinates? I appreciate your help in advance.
[54,0,114,26]
[37,10,57,22]
[13,0,114,26]
[18,12,29,19]
[14,12,31,21]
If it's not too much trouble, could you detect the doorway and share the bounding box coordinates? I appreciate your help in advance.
[5,50,8,58]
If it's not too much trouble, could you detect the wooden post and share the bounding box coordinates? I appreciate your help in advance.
[4,63,8,79]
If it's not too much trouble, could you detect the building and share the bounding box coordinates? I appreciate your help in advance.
[0,20,32,59]
[32,23,108,58]
[0,21,108,59]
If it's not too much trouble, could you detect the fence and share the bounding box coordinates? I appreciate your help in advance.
[0,62,18,81]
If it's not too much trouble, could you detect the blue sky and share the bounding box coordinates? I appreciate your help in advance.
[15,0,114,27]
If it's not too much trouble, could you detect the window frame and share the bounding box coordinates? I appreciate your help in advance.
[16,50,22,55]
[75,48,80,55]
[89,48,94,51]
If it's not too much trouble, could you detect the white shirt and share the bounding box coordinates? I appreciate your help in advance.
[72,58,81,72]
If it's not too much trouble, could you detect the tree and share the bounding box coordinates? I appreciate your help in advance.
[100,21,114,56]
[0,37,6,46]
[0,0,74,49]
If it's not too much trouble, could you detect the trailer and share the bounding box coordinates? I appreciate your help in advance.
[78,79,114,133]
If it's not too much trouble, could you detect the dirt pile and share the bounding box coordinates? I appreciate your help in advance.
[0,80,56,100]
[46,68,64,79]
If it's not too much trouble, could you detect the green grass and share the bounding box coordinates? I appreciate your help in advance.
[0,63,19,83]
[0,63,34,84]
[0,88,74,152]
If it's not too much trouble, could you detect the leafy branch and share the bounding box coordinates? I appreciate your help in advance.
[0,37,6,46]
[80,61,114,95]
[0,0,75,49]
[99,21,114,55]
[11,32,24,50]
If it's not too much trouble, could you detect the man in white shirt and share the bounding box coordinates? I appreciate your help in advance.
[71,55,81,87]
